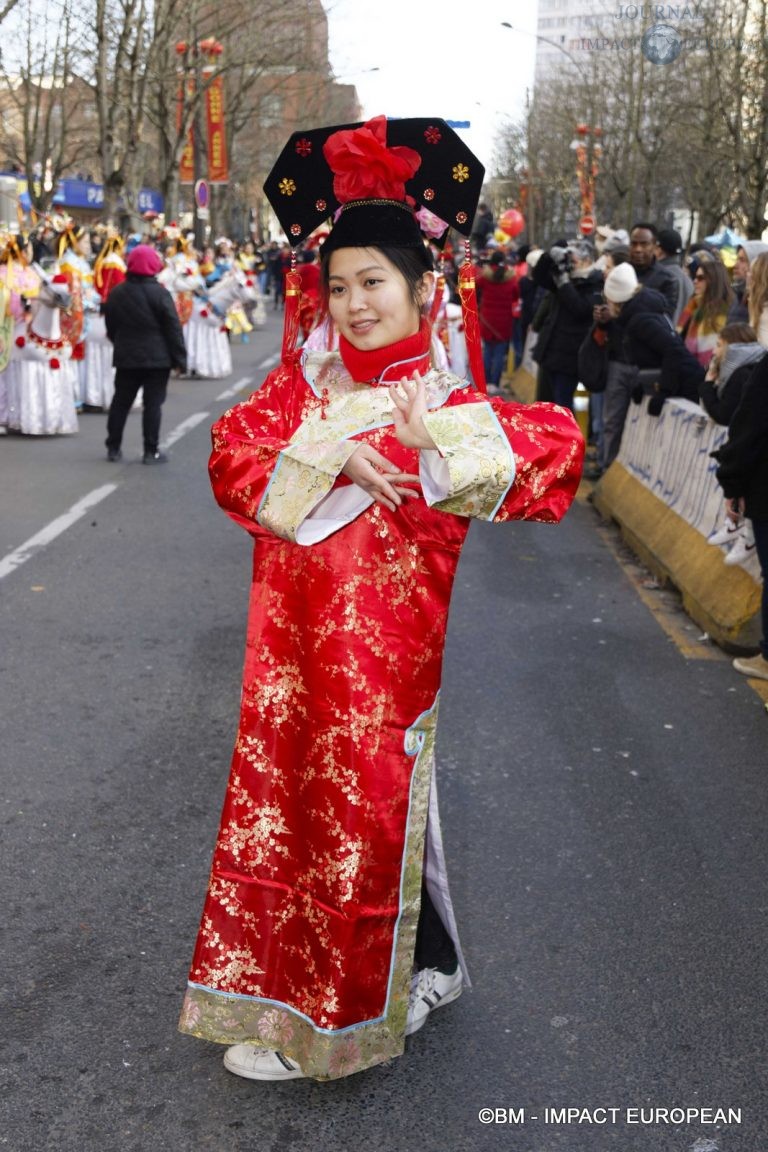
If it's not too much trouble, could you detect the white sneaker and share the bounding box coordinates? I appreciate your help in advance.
[708,520,742,547]
[223,1045,304,1081]
[724,533,756,566]
[733,653,768,682]
[405,966,463,1036]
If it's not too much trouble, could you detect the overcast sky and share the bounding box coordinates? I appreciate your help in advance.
[324,0,538,174]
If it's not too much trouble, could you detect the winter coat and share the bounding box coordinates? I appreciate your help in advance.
[698,343,766,426]
[616,289,705,402]
[477,268,519,344]
[532,270,604,377]
[598,287,666,363]
[635,260,678,317]
[657,255,693,325]
[519,274,544,334]
[103,273,187,371]
[714,355,768,519]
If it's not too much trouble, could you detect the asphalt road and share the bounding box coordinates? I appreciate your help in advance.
[1,311,766,1152]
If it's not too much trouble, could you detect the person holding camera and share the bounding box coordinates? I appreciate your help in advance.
[530,240,604,410]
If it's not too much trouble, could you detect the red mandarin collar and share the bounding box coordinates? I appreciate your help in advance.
[338,316,432,384]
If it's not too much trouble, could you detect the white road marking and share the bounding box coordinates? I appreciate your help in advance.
[161,411,210,449]
[215,376,253,401]
[257,355,278,369]
[0,484,117,581]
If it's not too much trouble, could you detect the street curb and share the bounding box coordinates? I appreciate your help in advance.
[591,463,762,653]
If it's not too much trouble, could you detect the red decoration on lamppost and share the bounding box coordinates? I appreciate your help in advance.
[175,38,229,189]
[572,123,601,236]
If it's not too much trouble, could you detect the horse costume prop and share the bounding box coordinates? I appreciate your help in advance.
[185,267,265,378]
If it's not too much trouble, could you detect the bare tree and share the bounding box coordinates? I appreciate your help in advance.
[0,0,92,214]
[0,0,22,22]
[90,0,160,224]
[492,2,768,241]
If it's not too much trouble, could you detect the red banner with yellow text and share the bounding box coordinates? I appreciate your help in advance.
[205,74,229,184]
[177,77,195,184]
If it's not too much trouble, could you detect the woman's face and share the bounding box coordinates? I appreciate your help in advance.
[734,249,750,280]
[692,266,708,298]
[327,247,428,351]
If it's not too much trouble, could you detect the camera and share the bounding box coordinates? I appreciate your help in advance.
[549,245,574,274]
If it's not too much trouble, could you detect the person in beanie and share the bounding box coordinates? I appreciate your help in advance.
[178,114,584,1084]
[103,244,187,463]
[596,263,697,467]
[603,262,704,412]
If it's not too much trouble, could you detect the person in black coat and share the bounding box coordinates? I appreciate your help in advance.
[713,356,768,681]
[629,222,678,317]
[531,240,604,410]
[103,244,187,464]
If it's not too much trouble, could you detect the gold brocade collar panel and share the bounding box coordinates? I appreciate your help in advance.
[292,352,469,446]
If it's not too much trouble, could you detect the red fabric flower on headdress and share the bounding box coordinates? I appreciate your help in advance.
[323,115,421,206]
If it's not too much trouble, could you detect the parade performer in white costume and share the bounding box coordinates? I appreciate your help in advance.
[5,267,77,435]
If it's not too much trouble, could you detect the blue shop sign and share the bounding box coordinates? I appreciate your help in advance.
[3,174,164,214]
[52,179,104,208]
[51,179,164,213]
[137,188,163,214]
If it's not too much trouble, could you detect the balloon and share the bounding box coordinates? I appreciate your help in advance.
[499,208,525,238]
[494,228,509,245]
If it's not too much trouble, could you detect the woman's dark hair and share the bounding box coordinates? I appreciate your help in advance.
[320,243,435,312]
[720,323,757,345]
[691,250,734,327]
[488,249,507,282]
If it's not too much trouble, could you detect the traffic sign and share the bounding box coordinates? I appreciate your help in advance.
[194,179,209,209]
[579,214,596,235]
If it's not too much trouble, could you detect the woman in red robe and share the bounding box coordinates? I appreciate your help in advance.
[179,116,584,1082]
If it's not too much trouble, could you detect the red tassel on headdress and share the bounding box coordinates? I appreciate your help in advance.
[281,254,302,365]
[458,241,486,393]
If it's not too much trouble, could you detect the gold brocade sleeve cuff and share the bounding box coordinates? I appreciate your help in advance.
[257,439,361,543]
[421,401,515,520]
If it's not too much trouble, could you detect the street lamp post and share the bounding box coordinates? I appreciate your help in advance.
[501,24,602,240]
[501,23,590,246]
[175,36,224,248]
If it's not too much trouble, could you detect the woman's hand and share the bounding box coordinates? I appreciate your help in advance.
[389,372,437,451]
[342,443,420,512]
[725,495,745,523]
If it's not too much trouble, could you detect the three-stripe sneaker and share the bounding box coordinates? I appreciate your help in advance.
[223,1045,304,1081]
[405,966,463,1036]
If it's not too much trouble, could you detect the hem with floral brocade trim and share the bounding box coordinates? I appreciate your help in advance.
[179,696,440,1081]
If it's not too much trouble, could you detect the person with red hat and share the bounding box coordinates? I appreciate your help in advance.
[103,243,187,463]
[179,115,584,1082]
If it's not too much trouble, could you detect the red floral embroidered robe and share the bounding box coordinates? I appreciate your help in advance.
[179,343,584,1079]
